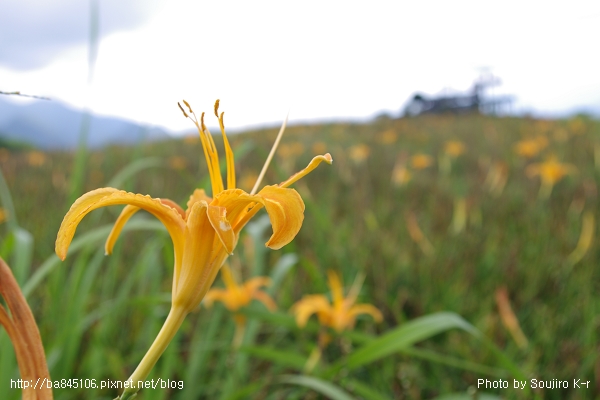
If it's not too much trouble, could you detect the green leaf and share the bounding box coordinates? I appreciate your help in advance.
[106,157,163,188]
[345,379,393,400]
[341,312,478,371]
[22,218,165,298]
[11,226,33,285]
[220,381,264,400]
[240,345,307,370]
[401,347,508,378]
[278,375,356,400]
[268,253,298,295]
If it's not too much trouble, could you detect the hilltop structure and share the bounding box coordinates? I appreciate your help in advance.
[403,75,513,117]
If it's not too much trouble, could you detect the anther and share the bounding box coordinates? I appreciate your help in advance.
[183,100,193,114]
[200,112,207,132]
[214,99,220,118]
[178,102,188,118]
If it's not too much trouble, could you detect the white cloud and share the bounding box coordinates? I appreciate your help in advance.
[3,0,599,133]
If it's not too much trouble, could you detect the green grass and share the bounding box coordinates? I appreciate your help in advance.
[1,113,599,399]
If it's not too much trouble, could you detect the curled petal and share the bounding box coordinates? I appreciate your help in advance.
[105,205,140,255]
[254,185,305,249]
[291,295,331,328]
[348,303,384,323]
[105,199,184,255]
[279,153,333,188]
[210,187,305,250]
[253,291,277,311]
[56,188,186,261]
[203,288,228,308]
[160,199,186,219]
[243,276,272,293]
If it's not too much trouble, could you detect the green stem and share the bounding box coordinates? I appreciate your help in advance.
[119,306,187,400]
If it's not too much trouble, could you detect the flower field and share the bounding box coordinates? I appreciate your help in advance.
[1,112,598,399]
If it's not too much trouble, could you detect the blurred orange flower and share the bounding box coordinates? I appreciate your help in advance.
[348,144,371,164]
[312,141,327,155]
[168,156,187,170]
[238,171,259,192]
[377,129,397,144]
[278,142,305,158]
[443,140,466,157]
[27,151,46,166]
[204,265,276,314]
[391,162,411,186]
[526,156,576,199]
[291,270,382,333]
[513,136,548,158]
[410,153,433,170]
[205,265,276,347]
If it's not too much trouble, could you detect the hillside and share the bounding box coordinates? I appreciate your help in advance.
[1,113,599,399]
[0,97,170,149]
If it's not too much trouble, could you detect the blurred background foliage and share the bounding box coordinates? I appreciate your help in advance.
[1,113,599,399]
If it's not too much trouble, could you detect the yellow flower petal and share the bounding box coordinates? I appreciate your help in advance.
[253,291,277,311]
[56,188,186,261]
[203,288,227,308]
[220,264,238,290]
[279,154,333,188]
[106,198,185,255]
[105,205,140,255]
[243,276,272,293]
[348,304,384,323]
[175,201,229,311]
[205,203,236,255]
[186,189,212,218]
[210,186,306,250]
[327,270,344,306]
[254,185,305,249]
[292,294,331,328]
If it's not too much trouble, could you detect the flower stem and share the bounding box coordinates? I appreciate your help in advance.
[119,306,187,400]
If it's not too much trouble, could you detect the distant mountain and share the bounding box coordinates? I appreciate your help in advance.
[0,97,171,149]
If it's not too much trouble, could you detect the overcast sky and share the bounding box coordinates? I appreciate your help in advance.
[2,0,599,134]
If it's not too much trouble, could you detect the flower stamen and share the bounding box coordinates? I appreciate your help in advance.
[251,112,289,195]
[178,101,225,195]
[214,100,236,190]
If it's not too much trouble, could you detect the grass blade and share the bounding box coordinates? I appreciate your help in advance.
[340,312,478,371]
[277,375,356,400]
[22,218,164,298]
[239,345,307,370]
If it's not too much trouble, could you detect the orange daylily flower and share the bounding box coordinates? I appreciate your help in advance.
[204,264,276,314]
[525,156,576,199]
[391,164,411,186]
[26,151,47,167]
[55,100,332,399]
[204,265,276,347]
[513,136,547,158]
[377,129,397,144]
[348,144,371,164]
[410,153,433,170]
[443,140,466,157]
[292,270,382,334]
